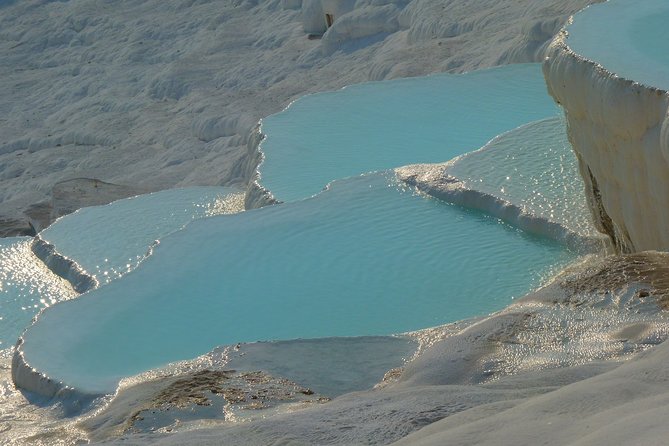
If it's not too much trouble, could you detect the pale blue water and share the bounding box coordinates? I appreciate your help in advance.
[259,63,560,202]
[20,172,576,394]
[222,337,418,398]
[0,188,241,350]
[446,117,595,238]
[0,237,75,348]
[567,0,669,90]
[40,187,243,284]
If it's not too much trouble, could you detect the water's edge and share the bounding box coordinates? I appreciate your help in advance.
[30,237,98,294]
[396,164,607,254]
[243,125,280,210]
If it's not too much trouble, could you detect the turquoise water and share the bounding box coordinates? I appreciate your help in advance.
[259,63,560,202]
[0,237,75,348]
[567,0,669,90]
[20,172,576,394]
[0,188,241,349]
[40,187,243,284]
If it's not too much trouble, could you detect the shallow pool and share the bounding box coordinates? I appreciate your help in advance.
[446,117,595,238]
[567,0,669,90]
[20,172,576,394]
[39,187,243,284]
[259,63,560,202]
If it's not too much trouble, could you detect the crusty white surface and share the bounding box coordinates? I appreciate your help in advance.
[0,0,598,227]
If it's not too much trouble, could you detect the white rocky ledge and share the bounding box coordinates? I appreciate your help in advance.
[544,13,669,252]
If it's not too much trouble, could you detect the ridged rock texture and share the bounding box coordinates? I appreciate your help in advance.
[544,32,669,253]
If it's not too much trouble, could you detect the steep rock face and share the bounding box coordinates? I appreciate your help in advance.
[544,32,669,253]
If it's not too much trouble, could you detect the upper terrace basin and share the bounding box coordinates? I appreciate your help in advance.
[259,63,560,202]
[544,0,669,252]
[566,0,669,90]
[38,187,243,285]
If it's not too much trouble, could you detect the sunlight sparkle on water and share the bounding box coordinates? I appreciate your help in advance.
[0,238,76,347]
[260,64,559,202]
[39,187,244,285]
[20,172,576,393]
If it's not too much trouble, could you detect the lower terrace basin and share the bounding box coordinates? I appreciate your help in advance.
[258,63,560,202]
[16,171,576,395]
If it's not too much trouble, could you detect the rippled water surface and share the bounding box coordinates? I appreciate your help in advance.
[446,117,595,237]
[20,172,576,394]
[0,237,75,348]
[39,187,244,284]
[259,63,559,202]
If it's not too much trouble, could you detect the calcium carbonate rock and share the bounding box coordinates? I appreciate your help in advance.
[544,25,669,252]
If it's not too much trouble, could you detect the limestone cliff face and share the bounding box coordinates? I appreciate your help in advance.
[544,31,669,253]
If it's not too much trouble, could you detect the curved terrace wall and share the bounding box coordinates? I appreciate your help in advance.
[543,17,669,253]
